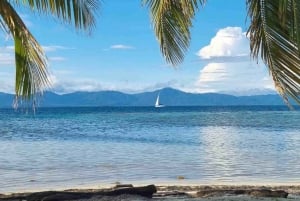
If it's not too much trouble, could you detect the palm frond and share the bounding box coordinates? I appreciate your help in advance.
[143,0,206,66]
[11,0,100,34]
[247,0,300,104]
[0,18,9,34]
[0,0,51,105]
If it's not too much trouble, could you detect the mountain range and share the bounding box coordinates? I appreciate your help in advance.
[0,88,288,108]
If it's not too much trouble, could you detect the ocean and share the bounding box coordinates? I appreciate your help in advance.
[0,106,300,193]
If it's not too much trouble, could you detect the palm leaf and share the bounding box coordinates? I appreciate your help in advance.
[11,0,99,34]
[143,0,206,66]
[0,0,50,106]
[247,0,300,104]
[0,0,99,107]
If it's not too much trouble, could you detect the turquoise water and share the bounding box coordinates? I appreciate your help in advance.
[0,106,300,193]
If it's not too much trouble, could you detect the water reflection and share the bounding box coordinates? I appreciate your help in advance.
[198,126,300,183]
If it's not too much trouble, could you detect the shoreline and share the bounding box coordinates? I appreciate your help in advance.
[3,180,300,195]
[2,182,300,200]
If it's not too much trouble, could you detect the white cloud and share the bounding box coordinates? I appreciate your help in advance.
[52,70,73,76]
[197,62,274,93]
[139,80,196,93]
[1,45,73,53]
[49,72,186,94]
[43,45,72,63]
[50,73,116,93]
[0,45,68,66]
[52,79,103,94]
[0,72,14,93]
[110,44,135,50]
[4,46,14,50]
[49,56,66,61]
[197,27,249,60]
[51,77,140,94]
[0,47,14,66]
[0,53,14,65]
[196,26,275,95]
[42,45,75,52]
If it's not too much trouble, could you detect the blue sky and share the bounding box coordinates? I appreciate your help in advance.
[0,0,276,95]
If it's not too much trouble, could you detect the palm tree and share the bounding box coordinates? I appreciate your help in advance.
[1,0,300,105]
[143,0,300,105]
[0,0,98,106]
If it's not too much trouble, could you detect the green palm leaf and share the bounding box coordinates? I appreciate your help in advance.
[247,0,300,104]
[143,0,206,66]
[0,0,99,107]
[0,0,50,106]
[11,0,99,34]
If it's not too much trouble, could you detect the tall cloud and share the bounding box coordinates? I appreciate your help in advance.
[196,27,275,95]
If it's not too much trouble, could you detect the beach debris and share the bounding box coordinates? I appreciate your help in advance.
[248,189,288,198]
[114,184,134,188]
[196,189,245,198]
[195,189,288,198]
[154,190,190,198]
[0,185,157,201]
[177,175,185,180]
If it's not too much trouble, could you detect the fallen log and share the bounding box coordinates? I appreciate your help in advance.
[248,189,288,198]
[196,189,246,197]
[100,184,156,198]
[0,185,157,201]
[196,189,288,198]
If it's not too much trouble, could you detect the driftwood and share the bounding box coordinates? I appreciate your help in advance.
[0,185,156,201]
[248,189,288,198]
[154,190,190,198]
[0,185,290,200]
[196,189,288,198]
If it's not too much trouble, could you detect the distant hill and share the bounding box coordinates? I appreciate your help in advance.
[0,92,14,108]
[0,88,286,108]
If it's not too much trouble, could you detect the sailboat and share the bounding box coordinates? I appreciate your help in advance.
[155,94,165,108]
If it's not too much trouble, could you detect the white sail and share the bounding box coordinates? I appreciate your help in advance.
[155,94,165,107]
[155,95,160,107]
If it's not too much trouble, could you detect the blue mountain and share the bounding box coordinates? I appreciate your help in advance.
[0,88,286,108]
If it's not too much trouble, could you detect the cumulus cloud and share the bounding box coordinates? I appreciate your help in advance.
[197,62,274,93]
[196,26,275,95]
[197,27,249,60]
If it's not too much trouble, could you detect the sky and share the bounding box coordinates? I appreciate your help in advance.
[0,0,277,95]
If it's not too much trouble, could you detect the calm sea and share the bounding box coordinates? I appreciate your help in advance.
[0,106,300,193]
